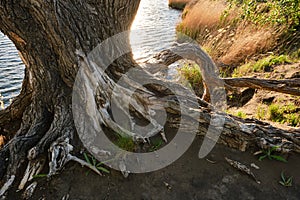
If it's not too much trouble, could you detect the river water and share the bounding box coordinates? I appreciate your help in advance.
[0,33,25,108]
[0,0,181,108]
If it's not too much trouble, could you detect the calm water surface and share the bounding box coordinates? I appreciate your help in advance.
[0,0,181,108]
[0,33,25,108]
[130,0,181,61]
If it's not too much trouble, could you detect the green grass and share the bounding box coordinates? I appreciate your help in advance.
[114,135,136,152]
[226,110,247,119]
[33,174,48,179]
[236,111,247,119]
[233,55,293,77]
[258,146,287,163]
[255,102,299,127]
[225,0,300,31]
[279,171,293,187]
[177,63,204,96]
[83,153,110,175]
[268,103,299,126]
[268,104,285,123]
[149,138,164,152]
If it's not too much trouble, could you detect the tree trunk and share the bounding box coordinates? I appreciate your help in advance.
[0,0,299,197]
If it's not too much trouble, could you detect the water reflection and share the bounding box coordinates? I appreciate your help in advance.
[130,0,181,62]
[0,32,25,108]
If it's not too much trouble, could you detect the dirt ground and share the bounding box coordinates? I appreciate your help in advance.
[5,136,300,200]
[227,62,300,129]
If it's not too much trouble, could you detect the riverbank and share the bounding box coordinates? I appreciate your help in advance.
[176,0,300,128]
[177,0,300,67]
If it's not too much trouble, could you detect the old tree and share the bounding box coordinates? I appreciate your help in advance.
[0,0,299,196]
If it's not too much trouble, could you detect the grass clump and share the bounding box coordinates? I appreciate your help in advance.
[236,111,247,119]
[233,55,293,77]
[177,63,204,97]
[255,102,299,127]
[83,153,110,174]
[268,103,299,126]
[115,135,136,152]
[257,146,287,163]
[268,104,285,123]
[279,171,293,187]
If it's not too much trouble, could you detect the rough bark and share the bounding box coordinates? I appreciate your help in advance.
[0,0,299,197]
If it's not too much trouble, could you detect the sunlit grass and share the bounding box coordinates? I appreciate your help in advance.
[177,62,204,97]
[255,102,299,127]
[232,55,293,77]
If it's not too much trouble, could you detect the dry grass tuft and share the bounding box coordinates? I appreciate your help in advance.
[177,0,282,67]
[180,0,226,30]
[221,25,277,66]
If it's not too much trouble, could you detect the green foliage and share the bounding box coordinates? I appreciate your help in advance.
[254,102,299,126]
[149,138,164,152]
[226,0,300,31]
[286,113,300,127]
[178,63,204,96]
[279,171,293,187]
[258,146,287,162]
[233,55,292,77]
[268,104,285,122]
[83,153,110,174]
[176,24,199,40]
[115,135,136,152]
[236,111,247,119]
[268,103,299,126]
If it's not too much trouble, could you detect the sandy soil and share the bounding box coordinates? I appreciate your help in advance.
[6,137,300,200]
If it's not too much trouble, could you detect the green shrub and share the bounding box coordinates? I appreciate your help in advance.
[268,103,299,126]
[226,0,300,31]
[237,111,247,119]
[178,63,204,97]
[233,55,293,77]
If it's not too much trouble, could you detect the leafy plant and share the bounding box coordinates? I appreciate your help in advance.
[149,138,163,152]
[83,153,110,175]
[279,171,293,187]
[177,62,204,97]
[258,146,287,162]
[115,135,136,152]
[236,111,247,119]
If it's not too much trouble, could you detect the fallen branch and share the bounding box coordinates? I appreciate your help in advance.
[148,44,300,96]
[223,78,300,96]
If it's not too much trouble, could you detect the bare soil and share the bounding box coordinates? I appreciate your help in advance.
[5,137,300,200]
[227,62,300,129]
